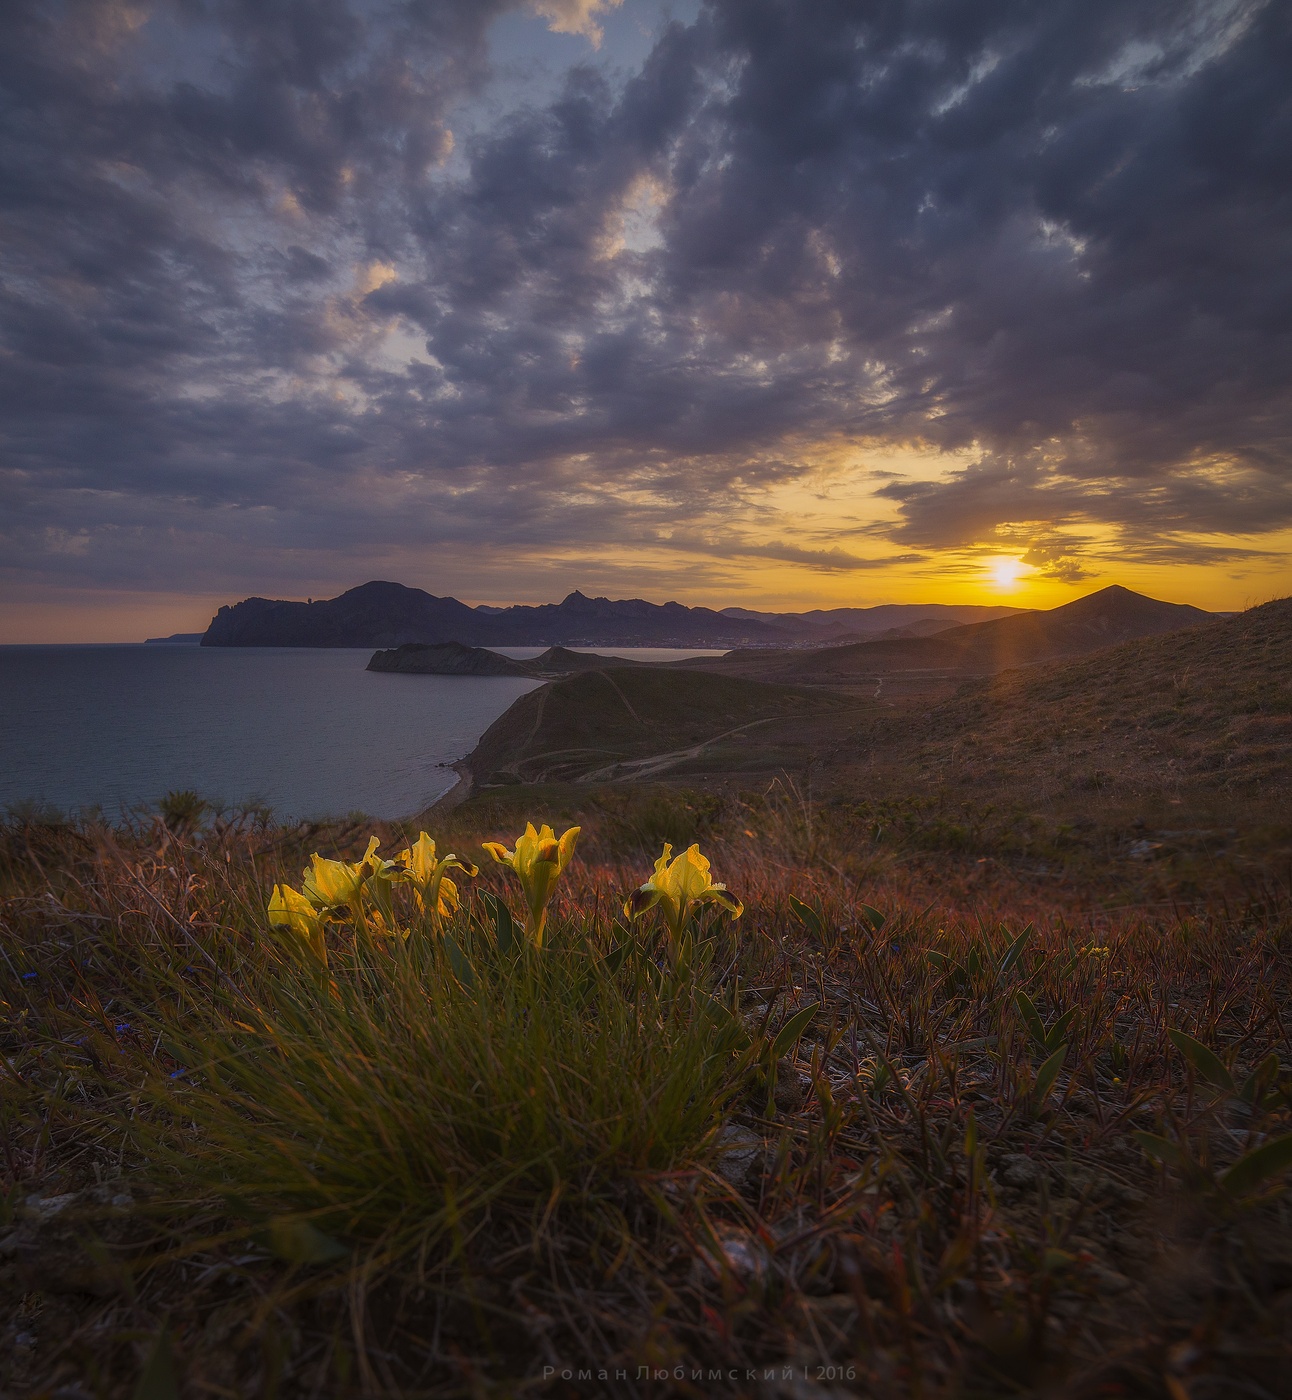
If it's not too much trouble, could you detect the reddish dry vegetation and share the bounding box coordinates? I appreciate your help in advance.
[1,804,1291,1400]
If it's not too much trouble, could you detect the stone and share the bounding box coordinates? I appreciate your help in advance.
[1000,1154,1041,1188]
[714,1124,764,1186]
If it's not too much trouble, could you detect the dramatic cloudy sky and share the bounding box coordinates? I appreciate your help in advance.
[2,0,1290,639]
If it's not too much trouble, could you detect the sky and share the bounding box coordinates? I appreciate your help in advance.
[2,0,1290,641]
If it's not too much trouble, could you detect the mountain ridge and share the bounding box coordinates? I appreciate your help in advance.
[199,581,1032,649]
[685,585,1213,686]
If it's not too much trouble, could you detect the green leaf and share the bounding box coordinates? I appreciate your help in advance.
[603,941,628,976]
[772,1002,821,1061]
[858,903,886,933]
[1015,991,1048,1052]
[480,891,519,958]
[1239,1052,1279,1106]
[133,1324,179,1400]
[265,1217,350,1265]
[1046,1008,1078,1055]
[1133,1131,1188,1168]
[926,950,951,971]
[1033,1043,1068,1105]
[443,935,476,990]
[998,923,1033,975]
[1219,1133,1292,1197]
[1167,1029,1236,1094]
[788,895,826,941]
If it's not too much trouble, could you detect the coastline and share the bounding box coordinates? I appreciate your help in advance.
[423,759,473,817]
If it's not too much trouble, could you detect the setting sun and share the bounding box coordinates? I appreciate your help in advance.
[988,556,1025,589]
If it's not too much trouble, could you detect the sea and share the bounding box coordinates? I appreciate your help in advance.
[0,644,722,822]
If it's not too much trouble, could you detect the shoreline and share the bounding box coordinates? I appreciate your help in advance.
[421,759,473,818]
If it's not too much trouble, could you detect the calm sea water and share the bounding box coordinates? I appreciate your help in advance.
[0,645,721,821]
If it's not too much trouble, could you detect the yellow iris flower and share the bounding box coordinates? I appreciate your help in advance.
[623,843,743,941]
[301,847,367,913]
[481,823,580,947]
[300,835,407,930]
[396,831,478,923]
[267,883,328,965]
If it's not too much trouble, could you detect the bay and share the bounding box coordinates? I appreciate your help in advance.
[0,644,721,821]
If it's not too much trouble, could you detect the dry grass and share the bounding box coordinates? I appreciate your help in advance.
[2,797,1291,1399]
[836,596,1292,819]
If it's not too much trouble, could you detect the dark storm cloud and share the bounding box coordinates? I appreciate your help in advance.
[1,0,1289,598]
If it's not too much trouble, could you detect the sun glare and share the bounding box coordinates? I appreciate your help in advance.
[989,556,1024,589]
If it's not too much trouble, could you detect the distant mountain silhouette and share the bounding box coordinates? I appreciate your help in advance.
[720,602,1027,640]
[696,586,1215,684]
[202,582,482,648]
[931,584,1213,667]
[202,580,1207,656]
[202,582,785,648]
[201,581,1016,649]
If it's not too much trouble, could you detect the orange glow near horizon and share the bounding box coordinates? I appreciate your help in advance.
[1,567,1287,643]
[3,510,1291,642]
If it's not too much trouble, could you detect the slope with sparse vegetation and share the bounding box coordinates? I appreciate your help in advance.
[468,666,857,786]
[839,595,1292,817]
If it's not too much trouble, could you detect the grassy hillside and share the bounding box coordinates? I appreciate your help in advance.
[459,601,1292,871]
[844,595,1292,816]
[468,666,856,785]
